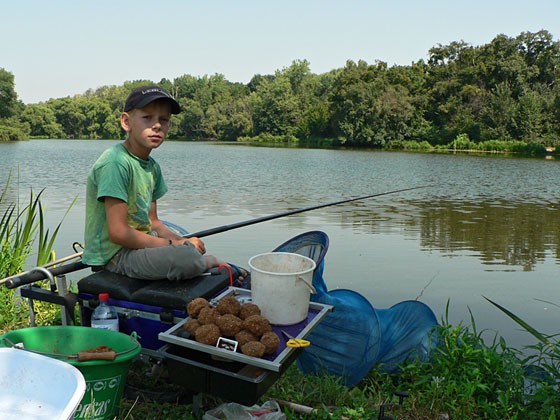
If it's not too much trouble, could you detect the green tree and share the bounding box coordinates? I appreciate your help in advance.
[386,62,433,140]
[21,103,63,138]
[0,118,30,142]
[247,74,275,92]
[251,75,301,136]
[329,60,389,146]
[205,96,253,141]
[177,98,205,138]
[478,33,533,100]
[46,97,86,138]
[172,74,249,139]
[0,68,18,119]
[75,96,115,139]
[102,109,124,140]
[287,62,335,139]
[517,90,541,141]
[483,82,517,140]
[6,29,560,146]
[424,41,485,143]
[517,30,560,86]
[375,84,416,141]
[280,59,311,94]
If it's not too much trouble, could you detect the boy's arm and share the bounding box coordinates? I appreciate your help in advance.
[149,201,206,254]
[105,197,171,249]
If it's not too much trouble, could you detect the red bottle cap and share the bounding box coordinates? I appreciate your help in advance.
[99,293,109,301]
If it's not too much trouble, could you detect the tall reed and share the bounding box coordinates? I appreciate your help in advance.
[0,173,73,330]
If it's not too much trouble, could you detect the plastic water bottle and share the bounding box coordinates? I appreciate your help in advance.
[91,293,119,331]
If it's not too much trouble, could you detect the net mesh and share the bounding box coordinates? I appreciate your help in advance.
[273,231,439,386]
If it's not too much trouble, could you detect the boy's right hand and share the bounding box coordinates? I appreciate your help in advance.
[184,237,206,254]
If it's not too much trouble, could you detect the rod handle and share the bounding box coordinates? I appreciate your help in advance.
[3,261,88,289]
[77,350,117,361]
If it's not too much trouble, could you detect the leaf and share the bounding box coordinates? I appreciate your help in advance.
[483,296,550,345]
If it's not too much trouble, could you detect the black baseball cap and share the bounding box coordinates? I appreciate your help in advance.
[124,85,182,114]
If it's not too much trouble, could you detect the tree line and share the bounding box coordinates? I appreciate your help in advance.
[1,30,559,148]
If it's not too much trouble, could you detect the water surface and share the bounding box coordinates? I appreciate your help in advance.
[1,140,559,350]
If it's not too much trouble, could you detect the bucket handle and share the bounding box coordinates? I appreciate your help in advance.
[3,335,141,362]
[297,276,317,294]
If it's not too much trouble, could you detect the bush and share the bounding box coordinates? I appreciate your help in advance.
[0,124,27,142]
[477,139,509,152]
[238,133,299,143]
[385,140,433,151]
[450,133,477,150]
[509,142,547,155]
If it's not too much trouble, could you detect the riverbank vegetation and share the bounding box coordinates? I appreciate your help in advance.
[1,30,560,151]
[1,187,560,418]
[0,176,70,329]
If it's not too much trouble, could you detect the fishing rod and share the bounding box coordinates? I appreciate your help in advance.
[0,252,84,285]
[183,185,428,238]
[2,261,87,289]
[2,185,427,288]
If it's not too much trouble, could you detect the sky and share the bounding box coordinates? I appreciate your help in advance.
[3,0,559,104]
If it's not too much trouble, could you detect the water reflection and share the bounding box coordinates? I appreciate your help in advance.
[409,200,558,271]
[306,195,559,272]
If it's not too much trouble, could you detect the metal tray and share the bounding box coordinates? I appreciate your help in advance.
[158,287,332,372]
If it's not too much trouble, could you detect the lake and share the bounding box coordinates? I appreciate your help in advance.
[1,139,559,351]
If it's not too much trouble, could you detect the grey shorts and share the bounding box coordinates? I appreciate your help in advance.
[104,242,207,281]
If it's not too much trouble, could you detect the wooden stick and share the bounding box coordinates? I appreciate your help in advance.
[274,399,317,415]
[42,251,83,268]
[273,399,350,419]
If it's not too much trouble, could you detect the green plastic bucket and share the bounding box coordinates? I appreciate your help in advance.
[0,326,141,420]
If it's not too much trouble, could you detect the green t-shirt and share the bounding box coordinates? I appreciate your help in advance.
[83,143,168,266]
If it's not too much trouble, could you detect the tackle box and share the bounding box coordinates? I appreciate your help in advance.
[161,344,297,406]
[77,267,235,352]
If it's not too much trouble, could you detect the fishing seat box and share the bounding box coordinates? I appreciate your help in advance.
[77,267,233,353]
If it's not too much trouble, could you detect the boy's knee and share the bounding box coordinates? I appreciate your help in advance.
[167,246,207,281]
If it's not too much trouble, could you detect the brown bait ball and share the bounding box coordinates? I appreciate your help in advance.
[241,340,266,358]
[216,296,241,316]
[194,324,221,346]
[215,314,243,336]
[187,297,211,318]
[235,330,258,346]
[239,303,261,320]
[184,317,201,335]
[260,331,280,354]
[198,307,219,325]
[242,315,272,337]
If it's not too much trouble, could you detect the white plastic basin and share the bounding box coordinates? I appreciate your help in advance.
[0,347,86,419]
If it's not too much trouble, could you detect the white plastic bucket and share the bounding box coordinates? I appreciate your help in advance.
[248,252,316,325]
[0,347,86,420]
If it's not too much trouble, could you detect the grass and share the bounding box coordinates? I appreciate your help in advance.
[112,303,560,419]
[1,178,560,419]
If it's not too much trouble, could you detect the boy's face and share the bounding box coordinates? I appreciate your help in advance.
[121,100,173,159]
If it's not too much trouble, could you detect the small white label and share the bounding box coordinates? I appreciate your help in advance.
[216,337,238,352]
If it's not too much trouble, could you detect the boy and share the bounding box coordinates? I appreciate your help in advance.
[83,85,226,280]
